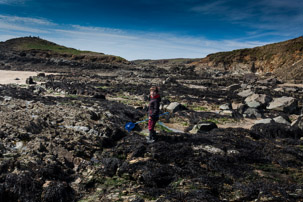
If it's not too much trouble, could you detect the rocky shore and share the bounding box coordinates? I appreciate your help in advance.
[0,64,303,202]
[1,37,303,201]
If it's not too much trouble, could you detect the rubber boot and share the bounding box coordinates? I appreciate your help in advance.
[147,131,155,143]
[152,130,157,141]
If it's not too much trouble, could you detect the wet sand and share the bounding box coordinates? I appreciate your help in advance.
[0,70,52,85]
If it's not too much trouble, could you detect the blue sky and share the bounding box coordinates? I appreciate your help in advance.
[0,0,302,60]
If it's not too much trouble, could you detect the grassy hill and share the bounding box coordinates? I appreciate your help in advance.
[193,37,303,80]
[206,37,303,64]
[132,58,201,71]
[0,36,127,63]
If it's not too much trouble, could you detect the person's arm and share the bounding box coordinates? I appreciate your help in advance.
[150,100,160,119]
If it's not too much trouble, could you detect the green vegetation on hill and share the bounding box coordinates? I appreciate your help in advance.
[193,36,303,80]
[1,36,128,62]
[20,39,96,55]
[206,37,303,64]
[132,58,200,66]
[3,36,98,55]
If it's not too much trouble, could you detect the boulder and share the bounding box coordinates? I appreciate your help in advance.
[273,116,291,125]
[225,84,241,91]
[237,89,254,98]
[243,73,258,83]
[93,93,105,99]
[219,103,232,110]
[163,77,176,85]
[37,73,46,77]
[245,100,261,108]
[254,118,274,125]
[252,117,291,127]
[33,85,46,94]
[257,77,281,85]
[140,165,175,188]
[244,94,272,108]
[284,87,297,92]
[219,110,234,116]
[256,85,268,90]
[291,116,303,130]
[243,108,262,119]
[232,102,245,112]
[4,96,12,102]
[274,87,284,92]
[160,98,171,111]
[267,96,298,114]
[189,122,218,134]
[166,102,186,113]
[3,173,45,201]
[161,98,171,105]
[131,144,146,158]
[240,84,250,89]
[26,77,36,84]
[87,110,100,121]
[251,122,301,139]
[99,158,120,177]
[42,181,75,202]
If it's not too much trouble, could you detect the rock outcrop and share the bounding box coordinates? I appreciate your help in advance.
[193,37,303,81]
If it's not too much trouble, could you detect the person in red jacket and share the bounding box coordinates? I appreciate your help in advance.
[148,86,161,143]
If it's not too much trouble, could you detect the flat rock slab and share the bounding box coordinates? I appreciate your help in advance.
[267,96,298,113]
[237,89,254,98]
[190,122,218,134]
[245,94,272,108]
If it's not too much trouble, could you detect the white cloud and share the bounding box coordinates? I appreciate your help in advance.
[0,21,49,33]
[48,25,266,60]
[191,0,226,14]
[0,15,55,35]
[190,0,255,21]
[71,25,124,34]
[0,0,28,5]
[0,15,56,26]
[0,14,270,60]
[190,0,303,35]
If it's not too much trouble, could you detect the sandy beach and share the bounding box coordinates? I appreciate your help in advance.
[0,70,51,85]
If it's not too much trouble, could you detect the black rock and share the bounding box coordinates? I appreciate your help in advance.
[26,76,36,84]
[93,93,105,99]
[251,122,302,139]
[42,181,75,202]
